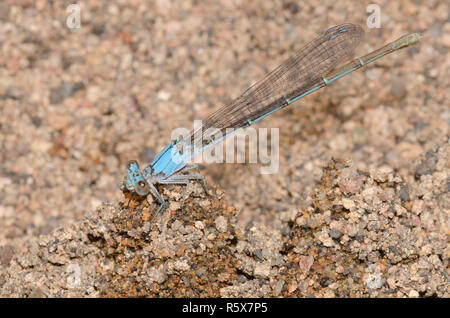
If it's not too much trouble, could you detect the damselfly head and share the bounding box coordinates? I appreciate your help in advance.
[125,159,150,195]
[127,159,139,169]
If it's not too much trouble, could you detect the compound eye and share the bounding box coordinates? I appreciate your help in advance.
[127,160,138,169]
[135,180,150,196]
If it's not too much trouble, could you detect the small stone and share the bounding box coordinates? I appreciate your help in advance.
[287,281,297,294]
[0,245,15,267]
[398,185,410,201]
[296,216,306,226]
[390,75,407,100]
[217,272,230,282]
[415,163,431,178]
[338,173,366,194]
[29,288,47,298]
[169,201,181,211]
[316,231,334,247]
[196,267,206,278]
[342,198,355,210]
[273,280,284,296]
[298,255,314,274]
[157,90,171,101]
[329,229,342,239]
[47,114,71,130]
[237,275,246,283]
[408,290,419,298]
[50,82,84,104]
[328,282,339,290]
[254,263,271,278]
[323,290,335,298]
[86,85,102,103]
[194,221,205,230]
[171,220,182,231]
[149,267,167,284]
[173,259,190,272]
[319,276,330,287]
[253,249,264,261]
[370,166,393,182]
[0,3,10,21]
[281,226,291,236]
[364,272,384,289]
[215,216,227,233]
[442,31,450,47]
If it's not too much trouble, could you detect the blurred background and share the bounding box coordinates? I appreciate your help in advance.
[0,0,448,252]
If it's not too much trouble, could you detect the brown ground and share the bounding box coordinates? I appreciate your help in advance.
[0,0,448,297]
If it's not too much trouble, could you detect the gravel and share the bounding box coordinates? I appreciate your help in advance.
[1,144,448,297]
[0,0,448,298]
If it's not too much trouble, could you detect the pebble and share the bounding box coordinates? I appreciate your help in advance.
[398,185,410,201]
[171,220,182,231]
[194,221,205,230]
[329,229,342,239]
[0,245,15,267]
[298,255,314,274]
[408,290,419,298]
[273,280,284,296]
[254,263,271,278]
[215,216,227,233]
[390,75,407,100]
[149,267,167,284]
[364,272,384,290]
[342,198,355,210]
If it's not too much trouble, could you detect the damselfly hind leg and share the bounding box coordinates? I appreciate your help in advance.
[160,165,213,209]
[149,200,168,229]
[147,181,168,229]
[175,164,212,196]
[158,178,191,208]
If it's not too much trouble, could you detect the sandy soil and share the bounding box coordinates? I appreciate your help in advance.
[0,0,448,297]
